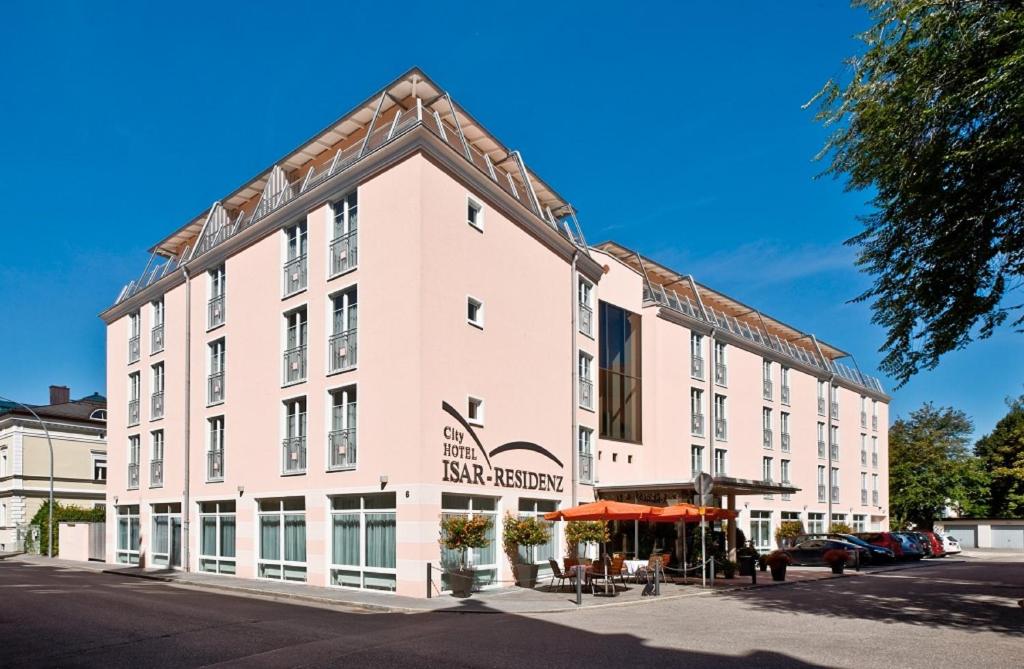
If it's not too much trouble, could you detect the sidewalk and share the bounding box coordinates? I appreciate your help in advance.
[11,554,852,614]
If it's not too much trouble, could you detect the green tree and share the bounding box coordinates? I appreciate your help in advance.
[28,501,105,557]
[809,1,1024,386]
[888,404,987,527]
[974,396,1024,517]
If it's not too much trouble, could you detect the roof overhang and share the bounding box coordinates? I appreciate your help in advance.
[596,477,800,498]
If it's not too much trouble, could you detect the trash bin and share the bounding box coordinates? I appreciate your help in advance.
[738,554,756,577]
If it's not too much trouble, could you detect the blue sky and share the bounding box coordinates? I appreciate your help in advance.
[1,1,1021,437]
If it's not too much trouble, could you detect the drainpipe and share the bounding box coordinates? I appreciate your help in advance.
[826,373,835,531]
[570,250,579,507]
[182,266,192,572]
[706,328,717,483]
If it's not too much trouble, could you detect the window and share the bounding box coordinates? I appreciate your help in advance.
[691,445,704,475]
[780,412,790,452]
[128,373,140,426]
[467,196,484,231]
[127,436,140,489]
[807,512,825,535]
[1,448,7,477]
[282,398,307,474]
[0,503,5,527]
[817,380,827,415]
[780,459,790,484]
[283,307,308,384]
[750,511,772,551]
[861,472,868,505]
[150,430,164,488]
[872,473,879,505]
[830,425,840,460]
[199,501,236,574]
[209,266,226,328]
[690,388,704,436]
[579,352,594,410]
[207,416,225,481]
[872,399,878,430]
[830,384,839,418]
[780,366,791,404]
[467,296,484,328]
[690,332,704,379]
[860,434,868,466]
[762,407,772,449]
[860,395,868,427]
[518,499,559,569]
[208,339,225,405]
[762,359,772,400]
[116,505,141,564]
[852,514,866,532]
[329,386,357,471]
[831,467,840,501]
[330,191,358,276]
[467,396,484,427]
[578,427,593,484]
[872,436,879,468]
[714,342,727,385]
[151,503,182,568]
[714,394,727,440]
[151,362,165,420]
[440,494,497,589]
[128,312,140,363]
[817,422,826,458]
[330,492,397,591]
[284,222,309,295]
[92,454,106,482]
[578,279,593,337]
[258,498,307,581]
[817,465,826,502]
[151,298,165,353]
[714,448,727,475]
[329,287,357,373]
[598,301,642,442]
[762,456,773,482]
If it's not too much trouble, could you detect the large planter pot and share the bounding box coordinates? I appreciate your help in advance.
[769,564,787,582]
[513,563,540,588]
[447,570,475,598]
[722,563,736,579]
[830,563,845,575]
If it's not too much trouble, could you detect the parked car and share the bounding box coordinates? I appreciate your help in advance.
[915,530,946,557]
[906,531,936,557]
[889,532,925,560]
[853,532,905,559]
[795,534,895,563]
[936,532,962,555]
[782,539,871,567]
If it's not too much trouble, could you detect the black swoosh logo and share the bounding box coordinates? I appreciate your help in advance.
[441,401,492,469]
[489,442,564,469]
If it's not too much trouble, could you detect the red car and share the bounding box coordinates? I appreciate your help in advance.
[854,532,904,559]
[916,530,946,557]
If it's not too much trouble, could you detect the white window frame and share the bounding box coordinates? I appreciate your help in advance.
[467,396,485,427]
[691,444,704,475]
[467,195,484,231]
[327,384,358,471]
[578,352,594,410]
[440,494,498,590]
[198,501,237,575]
[150,503,182,568]
[328,492,398,592]
[257,498,307,582]
[466,295,484,329]
[116,505,141,564]
[207,415,225,481]
[327,284,358,374]
[713,448,727,476]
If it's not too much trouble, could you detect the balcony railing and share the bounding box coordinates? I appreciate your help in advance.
[831,401,839,419]
[208,294,225,329]
[714,364,727,386]
[763,380,773,401]
[150,459,163,487]
[861,489,868,505]
[128,336,140,364]
[283,437,307,474]
[872,490,879,505]
[781,385,790,404]
[208,371,224,405]
[817,440,826,459]
[715,418,727,440]
[329,428,357,470]
[284,345,307,384]
[817,397,826,416]
[861,450,867,467]
[579,303,593,337]
[691,413,704,437]
[151,325,164,353]
[329,329,357,373]
[127,463,139,489]
[861,411,868,428]
[763,429,772,449]
[151,392,164,420]
[781,433,791,452]
[872,452,878,468]
[872,415,878,431]
[831,486,840,503]
[207,450,224,481]
[691,355,704,380]
[330,230,358,277]
[579,452,593,484]
[830,443,840,461]
[579,377,593,410]
[817,484,826,502]
[283,255,308,295]
[128,400,140,426]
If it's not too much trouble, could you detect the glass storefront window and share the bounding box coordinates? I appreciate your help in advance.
[329,492,396,592]
[440,494,497,591]
[258,498,306,582]
[199,501,236,574]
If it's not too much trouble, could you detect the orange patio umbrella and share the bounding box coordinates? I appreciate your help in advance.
[543,500,657,521]
[650,503,737,522]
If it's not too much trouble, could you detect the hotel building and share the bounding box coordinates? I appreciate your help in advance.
[101,68,889,596]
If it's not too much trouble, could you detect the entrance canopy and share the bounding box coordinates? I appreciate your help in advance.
[596,476,800,505]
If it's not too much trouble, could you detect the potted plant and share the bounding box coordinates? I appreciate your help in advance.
[564,520,609,560]
[721,559,737,579]
[824,548,849,574]
[502,514,550,588]
[766,551,791,581]
[829,521,853,534]
[775,520,805,548]
[758,553,769,572]
[439,514,493,597]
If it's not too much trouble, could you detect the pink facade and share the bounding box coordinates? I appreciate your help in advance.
[102,69,889,597]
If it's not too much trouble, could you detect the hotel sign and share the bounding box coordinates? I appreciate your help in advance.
[440,401,564,492]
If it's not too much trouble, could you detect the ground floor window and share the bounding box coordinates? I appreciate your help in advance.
[440,493,497,590]
[116,505,140,564]
[151,503,182,568]
[258,498,306,581]
[518,498,559,567]
[330,492,396,592]
[199,501,236,574]
[750,510,772,551]
[852,514,866,532]
[807,512,824,534]
[832,513,847,530]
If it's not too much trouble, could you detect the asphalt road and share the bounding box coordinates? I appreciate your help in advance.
[1,558,1021,668]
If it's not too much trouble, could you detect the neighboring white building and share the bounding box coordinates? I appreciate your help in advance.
[936,519,1024,550]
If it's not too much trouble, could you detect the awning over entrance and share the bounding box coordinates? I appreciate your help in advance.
[596,477,800,504]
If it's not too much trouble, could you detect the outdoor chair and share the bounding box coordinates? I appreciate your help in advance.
[548,559,577,592]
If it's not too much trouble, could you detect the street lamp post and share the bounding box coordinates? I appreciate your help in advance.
[1,395,55,558]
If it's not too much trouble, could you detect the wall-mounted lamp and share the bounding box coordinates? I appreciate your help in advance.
[237,485,245,497]
[379,474,388,490]
[113,496,118,506]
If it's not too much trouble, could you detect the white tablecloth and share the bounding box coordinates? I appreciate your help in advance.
[623,559,647,575]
